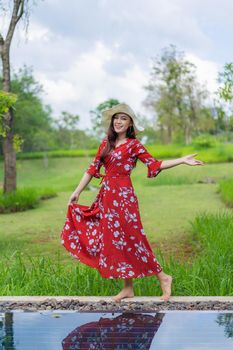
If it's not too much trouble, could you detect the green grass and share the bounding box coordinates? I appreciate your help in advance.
[0,211,232,296]
[218,178,233,207]
[0,187,57,213]
[136,184,229,242]
[0,187,40,213]
[0,159,232,252]
[0,182,230,260]
[0,142,232,163]
[12,157,92,192]
[170,211,233,296]
[1,155,233,192]
[133,161,233,187]
[0,157,232,296]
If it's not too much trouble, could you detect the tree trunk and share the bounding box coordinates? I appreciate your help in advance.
[167,124,172,143]
[3,110,16,192]
[0,0,26,193]
[184,125,192,145]
[1,47,17,193]
[4,309,14,348]
[159,124,166,144]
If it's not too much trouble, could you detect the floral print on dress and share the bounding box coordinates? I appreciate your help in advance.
[60,137,163,279]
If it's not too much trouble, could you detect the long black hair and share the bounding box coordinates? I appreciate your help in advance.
[100,113,137,162]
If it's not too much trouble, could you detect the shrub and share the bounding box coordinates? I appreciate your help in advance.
[191,134,217,149]
[0,187,40,213]
[0,187,57,213]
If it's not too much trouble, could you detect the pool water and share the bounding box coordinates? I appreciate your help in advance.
[0,311,232,349]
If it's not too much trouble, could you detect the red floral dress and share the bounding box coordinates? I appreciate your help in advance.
[60,137,163,279]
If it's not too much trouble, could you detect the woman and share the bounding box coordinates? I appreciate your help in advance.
[60,103,204,302]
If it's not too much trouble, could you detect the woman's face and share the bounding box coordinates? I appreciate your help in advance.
[112,113,132,136]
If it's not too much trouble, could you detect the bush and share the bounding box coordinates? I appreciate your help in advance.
[0,187,40,213]
[146,144,183,158]
[191,134,217,149]
[0,187,57,213]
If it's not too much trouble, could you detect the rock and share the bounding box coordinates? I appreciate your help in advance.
[0,299,232,312]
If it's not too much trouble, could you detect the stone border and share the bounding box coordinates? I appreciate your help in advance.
[0,296,232,312]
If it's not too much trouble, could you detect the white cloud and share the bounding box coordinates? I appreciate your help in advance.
[21,22,53,43]
[185,53,220,94]
[2,0,231,131]
[35,41,149,128]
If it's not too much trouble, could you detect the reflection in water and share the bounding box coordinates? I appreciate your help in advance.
[216,314,233,338]
[0,313,16,350]
[62,313,164,350]
[0,311,233,349]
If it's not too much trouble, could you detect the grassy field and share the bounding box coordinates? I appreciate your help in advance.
[4,141,233,163]
[0,210,232,296]
[0,158,232,256]
[2,154,233,190]
[0,156,232,295]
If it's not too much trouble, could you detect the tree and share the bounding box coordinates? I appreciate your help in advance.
[218,63,233,103]
[0,90,18,144]
[216,314,233,338]
[56,111,80,149]
[0,65,99,153]
[216,62,233,134]
[0,65,54,153]
[0,91,17,120]
[0,0,33,193]
[144,45,214,144]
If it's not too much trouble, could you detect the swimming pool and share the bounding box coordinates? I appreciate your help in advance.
[0,310,232,349]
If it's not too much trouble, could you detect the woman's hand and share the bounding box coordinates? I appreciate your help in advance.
[67,191,80,205]
[181,153,204,166]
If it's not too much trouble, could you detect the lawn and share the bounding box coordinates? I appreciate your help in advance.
[0,158,232,267]
[0,155,232,295]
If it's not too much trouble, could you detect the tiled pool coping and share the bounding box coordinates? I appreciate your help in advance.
[0,296,232,312]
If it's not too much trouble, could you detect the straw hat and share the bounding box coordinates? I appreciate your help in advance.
[101,103,144,134]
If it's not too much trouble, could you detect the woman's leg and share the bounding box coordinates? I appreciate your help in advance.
[156,271,173,301]
[111,278,134,302]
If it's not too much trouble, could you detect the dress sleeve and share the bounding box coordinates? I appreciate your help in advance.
[133,139,163,178]
[86,139,106,178]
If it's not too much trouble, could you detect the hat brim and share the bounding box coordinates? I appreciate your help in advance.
[101,104,144,134]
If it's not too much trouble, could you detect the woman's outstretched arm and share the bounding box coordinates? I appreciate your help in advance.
[160,153,204,170]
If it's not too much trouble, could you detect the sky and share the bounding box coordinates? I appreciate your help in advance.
[0,0,232,129]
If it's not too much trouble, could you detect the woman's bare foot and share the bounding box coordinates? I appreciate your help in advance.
[111,287,134,302]
[159,275,173,301]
